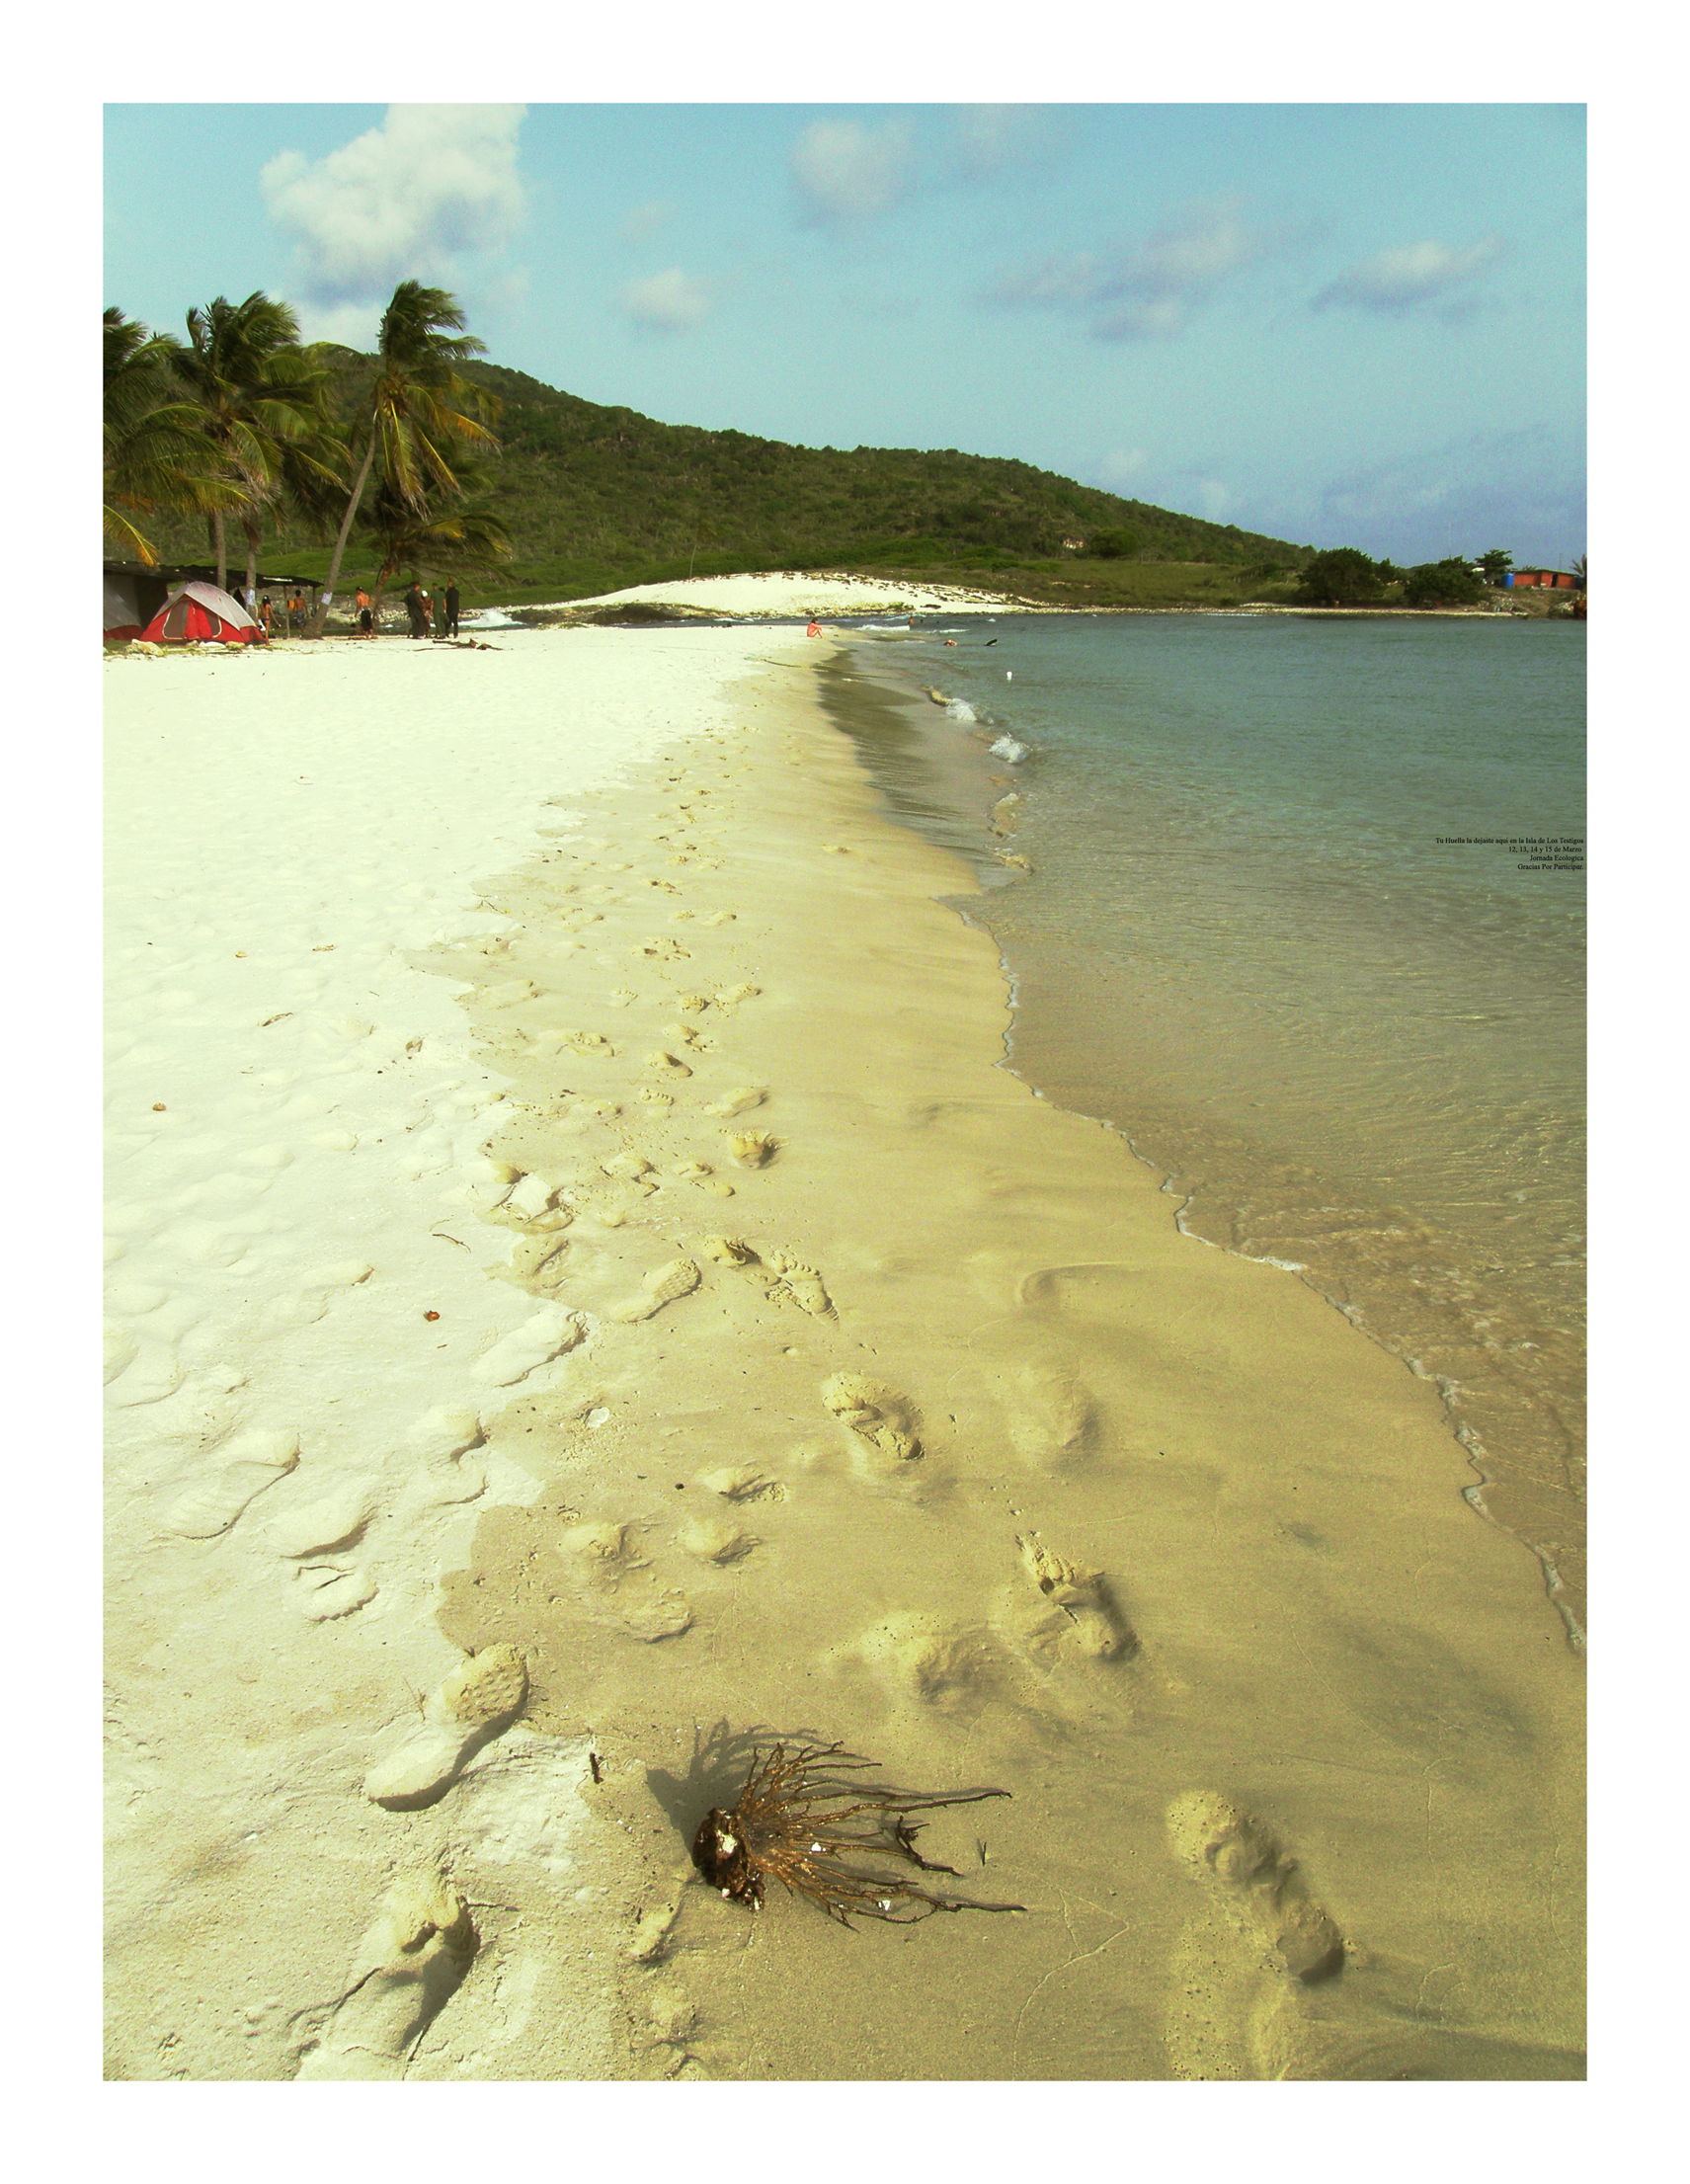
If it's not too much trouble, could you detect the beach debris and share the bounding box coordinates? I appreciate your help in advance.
[727,1131,778,1169]
[690,1741,1023,1925]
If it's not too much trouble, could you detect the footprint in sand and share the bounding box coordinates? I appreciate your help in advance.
[764,1252,834,1318]
[106,1330,184,1408]
[1014,1531,1137,1663]
[275,1259,374,1327]
[609,1257,701,1323]
[846,1613,1005,1714]
[1166,1791,1344,1984]
[558,1030,615,1057]
[725,1131,778,1170]
[561,1522,694,1642]
[704,1087,766,1119]
[292,1559,378,1620]
[508,1232,571,1288]
[644,1050,692,1077]
[696,1463,788,1502]
[294,1873,477,2079]
[364,1644,529,1809]
[502,1173,564,1223]
[163,1427,299,1538]
[472,1307,586,1387]
[677,1519,760,1565]
[822,1373,923,1463]
[401,1406,488,1509]
[269,1485,375,1559]
[713,983,761,1009]
[1006,1359,1101,1470]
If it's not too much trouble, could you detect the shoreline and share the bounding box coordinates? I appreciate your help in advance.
[105,632,1583,2080]
[422,646,1581,2078]
[497,572,1569,624]
[817,638,1586,1650]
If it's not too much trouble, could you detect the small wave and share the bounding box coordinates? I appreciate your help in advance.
[945,700,979,724]
[990,735,1029,763]
[465,608,523,629]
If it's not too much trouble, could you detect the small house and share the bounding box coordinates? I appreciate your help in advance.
[1505,570,1579,590]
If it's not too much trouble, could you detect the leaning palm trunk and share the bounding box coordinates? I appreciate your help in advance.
[212,510,228,594]
[308,437,376,638]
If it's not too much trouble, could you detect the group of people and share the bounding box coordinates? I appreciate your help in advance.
[343,581,462,640]
[403,580,461,641]
[226,583,312,637]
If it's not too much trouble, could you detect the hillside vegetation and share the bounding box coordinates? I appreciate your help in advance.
[142,347,1315,607]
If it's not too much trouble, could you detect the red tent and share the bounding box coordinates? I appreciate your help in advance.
[140,581,262,646]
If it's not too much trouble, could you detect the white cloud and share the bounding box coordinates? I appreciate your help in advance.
[951,105,1072,180]
[791,118,915,225]
[261,105,526,308]
[619,200,673,245]
[291,300,384,349]
[621,267,712,332]
[1097,446,1149,488]
[993,195,1269,340]
[1243,425,1584,564]
[1314,238,1505,318]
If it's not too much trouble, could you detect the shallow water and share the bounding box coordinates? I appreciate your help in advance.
[825,614,1587,1636]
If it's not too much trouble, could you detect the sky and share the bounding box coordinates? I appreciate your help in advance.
[104,101,1585,565]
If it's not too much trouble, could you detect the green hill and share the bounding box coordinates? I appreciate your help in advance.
[145,349,1315,607]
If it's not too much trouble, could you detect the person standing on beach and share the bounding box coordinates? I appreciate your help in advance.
[355,586,373,638]
[405,581,428,639]
[443,582,460,640]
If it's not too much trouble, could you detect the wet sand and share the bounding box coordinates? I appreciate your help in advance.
[104,630,1582,2079]
[430,651,1583,2078]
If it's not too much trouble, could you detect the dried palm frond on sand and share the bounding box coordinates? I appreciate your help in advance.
[691,1740,1024,1926]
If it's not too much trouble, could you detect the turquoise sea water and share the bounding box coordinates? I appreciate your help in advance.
[825,612,1586,1635]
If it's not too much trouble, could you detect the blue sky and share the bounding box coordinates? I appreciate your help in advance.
[104,102,1584,564]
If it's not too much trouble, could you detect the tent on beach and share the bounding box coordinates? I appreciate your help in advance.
[139,580,262,646]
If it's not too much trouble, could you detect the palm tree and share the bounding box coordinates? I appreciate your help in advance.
[310,282,500,636]
[362,477,513,621]
[177,291,333,592]
[103,308,236,566]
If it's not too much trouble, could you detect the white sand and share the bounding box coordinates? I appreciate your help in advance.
[104,626,809,2079]
[105,621,1581,2083]
[528,571,1011,617]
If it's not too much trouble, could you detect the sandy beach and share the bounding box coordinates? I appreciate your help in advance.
[105,609,1583,2080]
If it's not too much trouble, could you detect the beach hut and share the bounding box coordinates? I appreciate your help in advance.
[139,580,262,646]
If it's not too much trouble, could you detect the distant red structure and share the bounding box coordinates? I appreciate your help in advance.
[1507,570,1578,589]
